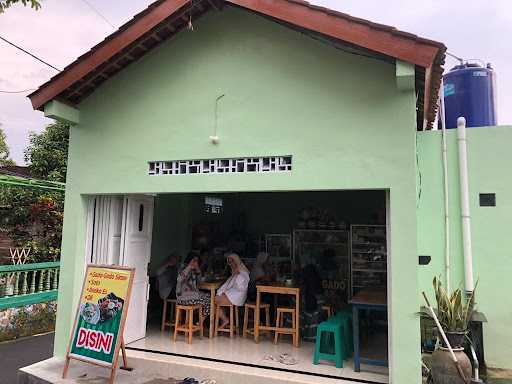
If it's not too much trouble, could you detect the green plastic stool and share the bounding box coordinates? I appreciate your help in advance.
[330,312,353,357]
[313,320,346,368]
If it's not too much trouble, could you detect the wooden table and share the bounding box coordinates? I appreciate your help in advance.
[199,280,224,338]
[254,284,301,347]
[349,290,388,372]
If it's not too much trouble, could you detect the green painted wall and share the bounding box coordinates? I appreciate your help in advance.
[417,126,512,369]
[55,6,420,382]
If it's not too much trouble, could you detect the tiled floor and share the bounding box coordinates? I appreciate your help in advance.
[127,326,389,383]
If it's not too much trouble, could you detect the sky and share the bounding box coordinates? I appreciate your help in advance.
[1,0,511,164]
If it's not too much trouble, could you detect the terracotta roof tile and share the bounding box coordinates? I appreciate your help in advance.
[29,0,446,129]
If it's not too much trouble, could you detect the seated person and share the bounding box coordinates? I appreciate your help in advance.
[250,252,272,283]
[300,264,326,342]
[156,253,179,300]
[176,252,210,316]
[215,253,250,328]
[247,252,272,301]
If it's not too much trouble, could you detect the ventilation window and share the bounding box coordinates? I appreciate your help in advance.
[148,156,292,176]
[138,204,144,231]
[479,193,496,207]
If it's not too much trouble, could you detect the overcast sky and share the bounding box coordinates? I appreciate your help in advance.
[1,0,511,164]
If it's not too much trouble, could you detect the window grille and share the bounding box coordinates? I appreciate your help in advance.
[148,156,292,176]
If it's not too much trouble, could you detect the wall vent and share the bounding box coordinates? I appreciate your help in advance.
[148,156,292,176]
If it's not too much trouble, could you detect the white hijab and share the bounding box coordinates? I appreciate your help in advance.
[227,253,249,275]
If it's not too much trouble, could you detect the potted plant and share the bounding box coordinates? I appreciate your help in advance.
[425,277,478,384]
[433,276,477,348]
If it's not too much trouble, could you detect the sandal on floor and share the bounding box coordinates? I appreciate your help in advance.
[180,378,199,384]
[264,353,298,365]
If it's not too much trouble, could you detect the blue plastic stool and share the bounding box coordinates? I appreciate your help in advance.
[313,320,346,368]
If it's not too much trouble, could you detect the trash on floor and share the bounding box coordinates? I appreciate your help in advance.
[264,353,299,365]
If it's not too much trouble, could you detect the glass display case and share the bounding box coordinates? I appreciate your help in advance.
[350,224,387,297]
[265,234,292,276]
[293,229,350,308]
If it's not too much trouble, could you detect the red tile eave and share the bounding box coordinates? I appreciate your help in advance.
[230,0,443,68]
[28,0,446,127]
[28,0,189,110]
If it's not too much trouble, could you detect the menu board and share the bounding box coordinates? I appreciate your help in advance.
[64,265,134,382]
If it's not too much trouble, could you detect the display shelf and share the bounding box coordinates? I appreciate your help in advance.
[352,243,386,246]
[293,229,350,309]
[350,224,387,297]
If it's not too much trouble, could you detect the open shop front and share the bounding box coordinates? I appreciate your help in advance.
[86,190,390,383]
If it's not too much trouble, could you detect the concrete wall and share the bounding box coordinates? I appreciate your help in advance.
[417,125,512,369]
[56,6,419,382]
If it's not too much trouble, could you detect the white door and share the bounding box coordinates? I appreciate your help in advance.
[120,195,154,344]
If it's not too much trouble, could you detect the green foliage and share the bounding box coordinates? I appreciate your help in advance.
[0,126,15,166]
[0,0,41,13]
[432,276,477,332]
[0,122,68,263]
[0,301,56,342]
[24,122,69,182]
[0,186,63,262]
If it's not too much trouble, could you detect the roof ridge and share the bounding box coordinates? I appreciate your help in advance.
[28,0,446,129]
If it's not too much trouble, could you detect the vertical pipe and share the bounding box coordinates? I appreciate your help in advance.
[457,116,475,294]
[440,79,451,293]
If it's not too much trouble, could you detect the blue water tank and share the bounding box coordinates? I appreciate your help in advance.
[443,63,497,128]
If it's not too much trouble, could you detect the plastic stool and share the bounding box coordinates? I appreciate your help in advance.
[313,320,346,368]
[331,311,353,356]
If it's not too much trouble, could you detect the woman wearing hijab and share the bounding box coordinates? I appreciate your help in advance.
[156,253,179,300]
[176,252,210,315]
[215,253,250,328]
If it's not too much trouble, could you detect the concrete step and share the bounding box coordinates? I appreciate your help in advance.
[18,351,368,384]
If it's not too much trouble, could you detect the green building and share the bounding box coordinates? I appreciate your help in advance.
[25,1,511,383]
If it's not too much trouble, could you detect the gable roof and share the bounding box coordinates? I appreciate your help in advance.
[28,0,446,129]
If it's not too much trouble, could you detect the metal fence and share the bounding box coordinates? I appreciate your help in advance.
[0,261,60,310]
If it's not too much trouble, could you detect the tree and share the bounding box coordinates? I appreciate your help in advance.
[0,187,63,262]
[0,121,69,263]
[0,126,16,166]
[0,0,41,13]
[24,122,69,182]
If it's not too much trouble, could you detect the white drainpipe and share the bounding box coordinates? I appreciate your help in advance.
[457,116,475,294]
[440,79,451,293]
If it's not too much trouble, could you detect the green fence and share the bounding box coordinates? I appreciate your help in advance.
[0,261,60,310]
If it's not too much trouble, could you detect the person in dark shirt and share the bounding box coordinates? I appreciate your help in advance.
[156,253,179,300]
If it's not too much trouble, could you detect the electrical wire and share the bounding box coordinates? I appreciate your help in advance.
[0,88,37,94]
[79,0,116,29]
[0,35,61,72]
